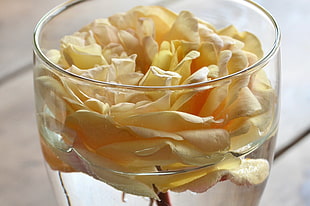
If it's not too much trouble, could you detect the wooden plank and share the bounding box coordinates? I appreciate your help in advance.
[261,134,310,206]
[257,0,310,149]
[0,70,57,206]
[0,0,64,78]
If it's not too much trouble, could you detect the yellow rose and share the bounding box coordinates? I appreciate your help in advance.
[37,5,274,198]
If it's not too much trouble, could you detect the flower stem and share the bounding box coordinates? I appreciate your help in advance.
[156,192,172,206]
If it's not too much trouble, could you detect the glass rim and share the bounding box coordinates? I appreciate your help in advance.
[33,0,281,90]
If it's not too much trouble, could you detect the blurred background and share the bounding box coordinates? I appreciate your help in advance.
[0,0,309,205]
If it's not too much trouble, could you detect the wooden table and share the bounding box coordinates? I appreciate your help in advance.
[0,0,309,205]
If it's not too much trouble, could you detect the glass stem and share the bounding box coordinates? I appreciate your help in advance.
[58,171,72,206]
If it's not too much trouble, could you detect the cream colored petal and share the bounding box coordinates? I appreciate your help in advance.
[86,22,120,46]
[116,72,144,85]
[173,50,200,82]
[220,35,244,51]
[218,25,263,58]
[199,84,228,116]
[117,111,216,132]
[182,66,209,85]
[96,138,226,168]
[36,75,80,119]
[224,117,251,137]
[130,6,178,43]
[139,66,182,86]
[168,154,240,193]
[110,102,136,114]
[248,111,273,133]
[61,33,85,47]
[112,89,150,105]
[199,24,224,51]
[171,40,200,57]
[86,65,116,82]
[136,17,155,40]
[171,157,268,193]
[66,65,85,76]
[238,31,263,59]
[229,159,269,185]
[112,54,136,75]
[60,78,89,103]
[245,51,258,66]
[46,49,61,64]
[225,87,262,120]
[102,43,125,63]
[128,126,183,141]
[165,10,199,42]
[151,41,173,70]
[227,50,249,74]
[133,93,171,113]
[142,36,159,65]
[63,110,137,149]
[226,75,250,105]
[67,65,116,82]
[177,129,230,152]
[118,30,140,54]
[217,50,232,76]
[62,43,107,69]
[170,90,196,111]
[96,139,177,167]
[84,98,110,114]
[230,125,260,150]
[72,140,158,199]
[108,11,137,30]
[207,65,220,79]
[195,42,218,67]
[249,70,275,112]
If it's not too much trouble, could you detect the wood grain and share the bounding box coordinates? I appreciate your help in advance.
[261,134,310,206]
[0,70,57,206]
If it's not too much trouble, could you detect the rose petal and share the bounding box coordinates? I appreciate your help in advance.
[192,42,218,70]
[151,41,173,70]
[139,66,182,86]
[225,87,262,120]
[96,138,226,168]
[182,66,209,85]
[177,129,230,152]
[217,50,232,76]
[46,49,61,64]
[130,6,178,43]
[218,25,263,58]
[81,19,120,46]
[171,157,268,193]
[165,10,199,42]
[117,110,217,132]
[63,110,137,149]
[227,50,249,74]
[62,43,107,69]
[199,84,228,116]
[72,139,158,199]
[172,50,200,82]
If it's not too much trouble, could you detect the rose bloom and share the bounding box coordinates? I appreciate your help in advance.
[36,6,274,198]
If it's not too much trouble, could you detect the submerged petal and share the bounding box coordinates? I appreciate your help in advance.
[177,129,230,152]
[117,111,216,132]
[64,110,137,149]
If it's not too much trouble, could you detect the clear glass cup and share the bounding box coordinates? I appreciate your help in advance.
[33,0,281,205]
